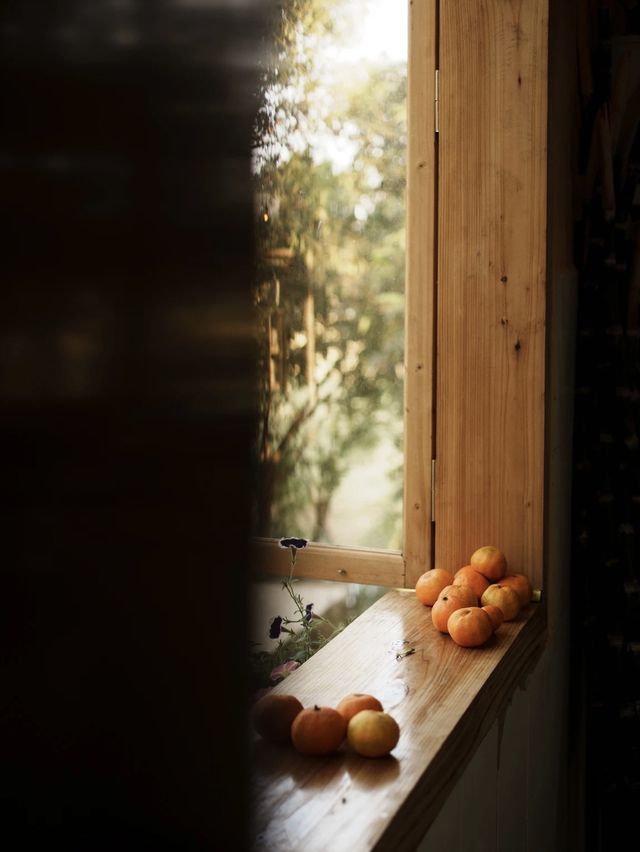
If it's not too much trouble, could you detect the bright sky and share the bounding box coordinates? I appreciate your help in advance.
[321,0,407,68]
[340,0,408,63]
[312,0,407,169]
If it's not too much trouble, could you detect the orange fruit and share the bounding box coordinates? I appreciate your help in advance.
[335,693,383,723]
[347,710,400,758]
[447,607,494,647]
[415,567,455,606]
[291,705,347,756]
[481,604,504,631]
[252,693,304,743]
[431,584,477,633]
[469,545,507,581]
[481,583,521,621]
[453,565,490,598]
[499,573,533,607]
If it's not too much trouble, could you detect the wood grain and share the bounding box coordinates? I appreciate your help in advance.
[404,0,437,588]
[250,590,546,852]
[436,0,548,591]
[251,538,405,587]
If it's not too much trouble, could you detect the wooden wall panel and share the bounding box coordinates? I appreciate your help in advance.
[436,0,548,591]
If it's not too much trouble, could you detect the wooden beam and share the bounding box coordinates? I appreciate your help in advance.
[404,0,438,589]
[251,538,405,587]
[436,0,548,590]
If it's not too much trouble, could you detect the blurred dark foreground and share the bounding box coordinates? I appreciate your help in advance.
[0,2,269,849]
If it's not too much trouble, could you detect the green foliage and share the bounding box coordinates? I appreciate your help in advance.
[253,0,406,546]
[250,544,350,693]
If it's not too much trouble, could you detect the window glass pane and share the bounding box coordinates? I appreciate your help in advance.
[253,0,407,549]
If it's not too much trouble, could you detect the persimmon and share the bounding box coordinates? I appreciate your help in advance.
[335,693,383,723]
[453,565,490,599]
[347,709,400,758]
[252,693,304,743]
[499,573,533,607]
[447,607,494,647]
[481,583,521,621]
[481,604,504,631]
[291,705,347,756]
[431,584,477,633]
[469,545,507,582]
[415,567,455,606]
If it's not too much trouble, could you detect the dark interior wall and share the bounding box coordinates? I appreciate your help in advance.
[0,2,269,848]
[570,2,640,849]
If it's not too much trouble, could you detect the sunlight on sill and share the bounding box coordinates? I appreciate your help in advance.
[250,590,546,852]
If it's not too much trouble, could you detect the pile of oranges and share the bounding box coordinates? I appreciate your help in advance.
[253,546,532,757]
[415,545,533,648]
[252,691,400,758]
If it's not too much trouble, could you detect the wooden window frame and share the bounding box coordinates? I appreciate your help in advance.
[252,0,436,588]
[252,0,547,598]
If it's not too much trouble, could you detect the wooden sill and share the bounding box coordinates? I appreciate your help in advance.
[250,589,546,852]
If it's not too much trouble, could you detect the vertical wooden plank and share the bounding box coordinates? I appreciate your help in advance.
[404,0,438,587]
[436,0,548,591]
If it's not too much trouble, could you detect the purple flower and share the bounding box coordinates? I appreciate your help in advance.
[270,660,301,683]
[304,603,314,622]
[279,537,308,550]
[269,616,283,639]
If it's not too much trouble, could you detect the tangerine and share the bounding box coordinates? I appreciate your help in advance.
[499,573,533,607]
[469,545,507,582]
[335,693,383,723]
[431,584,477,633]
[347,709,400,758]
[252,693,303,743]
[447,606,494,647]
[453,565,490,598]
[415,568,455,606]
[291,705,347,756]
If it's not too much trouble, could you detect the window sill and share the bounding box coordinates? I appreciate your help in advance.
[250,588,546,852]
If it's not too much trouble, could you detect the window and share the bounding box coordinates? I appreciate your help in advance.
[251,0,550,843]
[251,0,547,598]
[251,0,434,589]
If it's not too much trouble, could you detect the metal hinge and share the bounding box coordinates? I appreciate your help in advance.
[431,459,436,522]
[434,69,439,134]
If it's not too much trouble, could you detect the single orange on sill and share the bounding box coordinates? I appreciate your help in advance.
[336,693,383,723]
[431,584,478,633]
[481,583,521,621]
[291,705,347,756]
[347,709,400,758]
[447,606,494,647]
[252,693,304,743]
[469,545,508,582]
[415,567,455,606]
[453,565,490,599]
[499,573,533,607]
